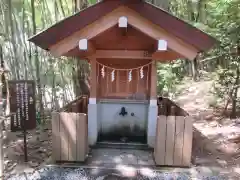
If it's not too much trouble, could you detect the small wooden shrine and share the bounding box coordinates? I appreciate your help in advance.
[29,0,215,166]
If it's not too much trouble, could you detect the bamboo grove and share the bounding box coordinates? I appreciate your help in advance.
[0,0,239,118]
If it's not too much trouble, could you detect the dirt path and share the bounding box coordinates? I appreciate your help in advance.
[3,122,53,177]
[175,78,240,175]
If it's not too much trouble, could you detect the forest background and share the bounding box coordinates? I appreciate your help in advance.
[0,0,239,119]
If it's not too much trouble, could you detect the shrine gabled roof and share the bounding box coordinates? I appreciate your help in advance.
[28,0,216,52]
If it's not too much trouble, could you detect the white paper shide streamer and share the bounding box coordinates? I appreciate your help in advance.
[140,67,144,79]
[97,61,152,83]
[128,70,132,82]
[111,70,115,82]
[101,66,105,78]
[100,66,145,81]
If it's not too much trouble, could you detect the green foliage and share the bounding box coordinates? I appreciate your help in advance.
[157,60,185,96]
[0,0,96,108]
[0,0,239,111]
[209,0,240,112]
[88,0,97,5]
[212,67,233,98]
[168,0,240,113]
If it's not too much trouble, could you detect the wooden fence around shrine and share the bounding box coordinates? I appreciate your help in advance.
[154,115,192,167]
[50,96,193,166]
[155,97,193,167]
[51,112,88,162]
[59,95,88,113]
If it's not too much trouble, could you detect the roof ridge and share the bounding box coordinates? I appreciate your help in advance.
[28,0,104,43]
[29,0,216,52]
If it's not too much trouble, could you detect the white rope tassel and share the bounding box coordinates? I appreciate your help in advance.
[101,66,105,78]
[140,67,144,79]
[128,70,132,82]
[111,70,115,82]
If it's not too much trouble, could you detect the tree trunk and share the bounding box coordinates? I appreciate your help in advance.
[7,0,20,79]
[59,0,66,17]
[191,58,199,81]
[231,68,240,119]
[151,0,169,11]
[0,46,4,179]
[72,60,90,97]
[72,1,90,97]
[74,0,88,12]
[0,46,9,129]
[50,61,59,110]
[77,60,90,95]
[31,0,44,122]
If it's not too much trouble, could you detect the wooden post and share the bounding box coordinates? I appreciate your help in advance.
[89,56,97,102]
[51,112,60,161]
[150,61,157,98]
[116,70,119,94]
[150,60,157,102]
[154,116,167,165]
[136,69,139,92]
[127,71,129,94]
[77,113,88,161]
[88,56,98,145]
[174,116,185,166]
[165,107,176,165]
[68,113,77,161]
[147,60,158,147]
[182,116,193,166]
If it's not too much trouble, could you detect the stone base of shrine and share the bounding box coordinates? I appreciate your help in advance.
[88,104,98,146]
[87,101,158,147]
[147,105,158,148]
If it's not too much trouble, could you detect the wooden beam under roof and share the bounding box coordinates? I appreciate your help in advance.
[88,50,183,61]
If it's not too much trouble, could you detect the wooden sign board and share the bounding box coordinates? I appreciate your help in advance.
[9,80,36,131]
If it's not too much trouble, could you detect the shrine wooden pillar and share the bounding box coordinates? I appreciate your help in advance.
[89,56,97,103]
[150,60,157,100]
[88,56,98,145]
[147,60,158,148]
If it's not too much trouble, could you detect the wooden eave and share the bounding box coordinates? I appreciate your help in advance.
[28,0,216,53]
[48,6,198,60]
[28,0,124,50]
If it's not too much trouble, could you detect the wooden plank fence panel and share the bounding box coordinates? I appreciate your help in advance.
[165,116,176,165]
[68,113,77,161]
[182,116,193,166]
[154,115,192,167]
[174,116,185,166]
[51,112,60,161]
[85,114,89,154]
[51,112,88,162]
[60,113,69,161]
[77,113,88,161]
[154,116,167,165]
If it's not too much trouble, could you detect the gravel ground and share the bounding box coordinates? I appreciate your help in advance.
[6,167,228,180]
